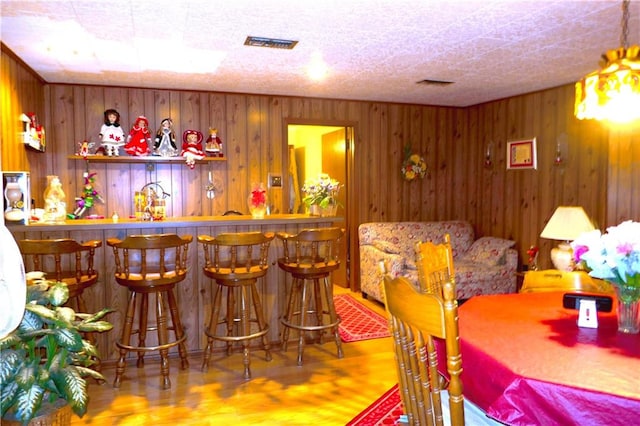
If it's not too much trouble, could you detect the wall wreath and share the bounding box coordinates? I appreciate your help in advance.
[401,146,427,181]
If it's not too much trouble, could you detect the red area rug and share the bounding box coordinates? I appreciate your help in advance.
[347,384,403,425]
[334,293,390,342]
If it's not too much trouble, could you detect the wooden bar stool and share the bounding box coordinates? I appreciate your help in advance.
[107,233,192,390]
[198,231,274,379]
[276,227,345,366]
[18,238,103,344]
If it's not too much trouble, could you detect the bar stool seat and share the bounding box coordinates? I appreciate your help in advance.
[276,227,345,366]
[198,231,274,379]
[107,233,192,390]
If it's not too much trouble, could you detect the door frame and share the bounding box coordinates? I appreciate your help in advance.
[283,118,358,291]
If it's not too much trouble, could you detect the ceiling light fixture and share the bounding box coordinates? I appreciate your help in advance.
[575,0,640,123]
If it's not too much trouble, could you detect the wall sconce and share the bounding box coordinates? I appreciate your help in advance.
[484,142,493,168]
[555,134,567,166]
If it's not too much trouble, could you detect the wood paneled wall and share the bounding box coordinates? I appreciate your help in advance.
[3,44,638,276]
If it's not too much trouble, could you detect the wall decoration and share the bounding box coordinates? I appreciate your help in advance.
[507,138,537,170]
[401,145,427,181]
[20,113,45,152]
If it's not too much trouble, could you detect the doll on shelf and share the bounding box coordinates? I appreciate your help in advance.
[98,109,125,156]
[153,118,179,157]
[124,115,151,156]
[181,129,205,169]
[205,127,224,157]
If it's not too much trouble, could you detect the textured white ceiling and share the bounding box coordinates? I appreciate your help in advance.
[2,0,639,107]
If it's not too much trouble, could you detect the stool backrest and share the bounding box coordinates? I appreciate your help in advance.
[198,232,274,279]
[107,234,192,286]
[18,238,102,286]
[276,227,345,268]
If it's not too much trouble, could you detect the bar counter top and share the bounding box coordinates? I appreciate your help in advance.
[7,213,340,232]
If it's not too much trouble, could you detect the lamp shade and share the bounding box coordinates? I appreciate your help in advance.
[540,206,595,241]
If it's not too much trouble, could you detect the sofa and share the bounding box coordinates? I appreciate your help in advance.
[358,221,518,303]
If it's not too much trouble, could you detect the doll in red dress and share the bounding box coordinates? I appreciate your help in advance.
[181,129,205,169]
[124,115,151,156]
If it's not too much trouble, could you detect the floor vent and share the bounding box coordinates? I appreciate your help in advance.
[244,36,298,49]
[416,79,454,86]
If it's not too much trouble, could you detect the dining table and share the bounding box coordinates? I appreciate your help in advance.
[453,291,640,426]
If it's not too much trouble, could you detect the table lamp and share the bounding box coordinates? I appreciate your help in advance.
[540,206,595,271]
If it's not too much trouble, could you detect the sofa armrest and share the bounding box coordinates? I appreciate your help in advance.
[359,244,406,303]
[505,248,518,272]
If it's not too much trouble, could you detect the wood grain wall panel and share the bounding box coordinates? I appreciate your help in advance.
[1,48,46,177]
[6,43,640,283]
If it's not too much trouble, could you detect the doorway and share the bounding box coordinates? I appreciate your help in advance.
[284,120,355,290]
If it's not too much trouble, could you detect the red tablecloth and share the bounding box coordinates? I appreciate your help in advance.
[456,292,640,426]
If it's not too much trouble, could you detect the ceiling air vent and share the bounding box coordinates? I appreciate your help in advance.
[416,79,453,86]
[244,36,298,49]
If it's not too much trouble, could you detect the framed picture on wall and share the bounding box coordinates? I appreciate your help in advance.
[507,138,537,170]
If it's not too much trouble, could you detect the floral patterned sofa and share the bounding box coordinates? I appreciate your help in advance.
[358,221,518,303]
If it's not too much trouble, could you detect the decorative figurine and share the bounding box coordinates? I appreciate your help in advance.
[153,118,179,157]
[20,112,45,152]
[205,127,223,157]
[181,130,205,169]
[98,109,125,156]
[76,140,95,158]
[124,115,151,156]
[69,171,103,219]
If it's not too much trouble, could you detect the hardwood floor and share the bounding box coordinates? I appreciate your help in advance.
[73,287,397,425]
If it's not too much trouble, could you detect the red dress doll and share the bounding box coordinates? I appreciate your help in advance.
[124,115,151,156]
[181,130,205,169]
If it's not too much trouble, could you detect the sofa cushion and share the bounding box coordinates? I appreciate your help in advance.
[464,237,515,266]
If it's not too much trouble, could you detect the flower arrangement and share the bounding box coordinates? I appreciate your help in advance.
[70,171,103,219]
[247,182,267,219]
[249,183,267,208]
[302,173,341,208]
[571,220,640,301]
[401,146,427,181]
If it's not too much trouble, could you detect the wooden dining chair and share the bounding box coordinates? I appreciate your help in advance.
[520,269,614,294]
[415,234,455,297]
[383,273,499,426]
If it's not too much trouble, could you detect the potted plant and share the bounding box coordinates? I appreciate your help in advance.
[301,173,342,216]
[0,273,113,425]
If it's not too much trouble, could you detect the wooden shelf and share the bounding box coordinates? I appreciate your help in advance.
[67,155,225,164]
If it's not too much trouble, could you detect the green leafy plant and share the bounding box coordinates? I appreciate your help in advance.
[302,173,341,208]
[0,275,113,424]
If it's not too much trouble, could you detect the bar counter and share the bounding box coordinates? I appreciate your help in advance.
[8,214,342,363]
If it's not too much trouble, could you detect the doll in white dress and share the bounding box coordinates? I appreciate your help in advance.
[99,109,125,156]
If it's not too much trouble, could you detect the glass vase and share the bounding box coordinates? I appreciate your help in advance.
[613,283,640,334]
[248,183,267,219]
